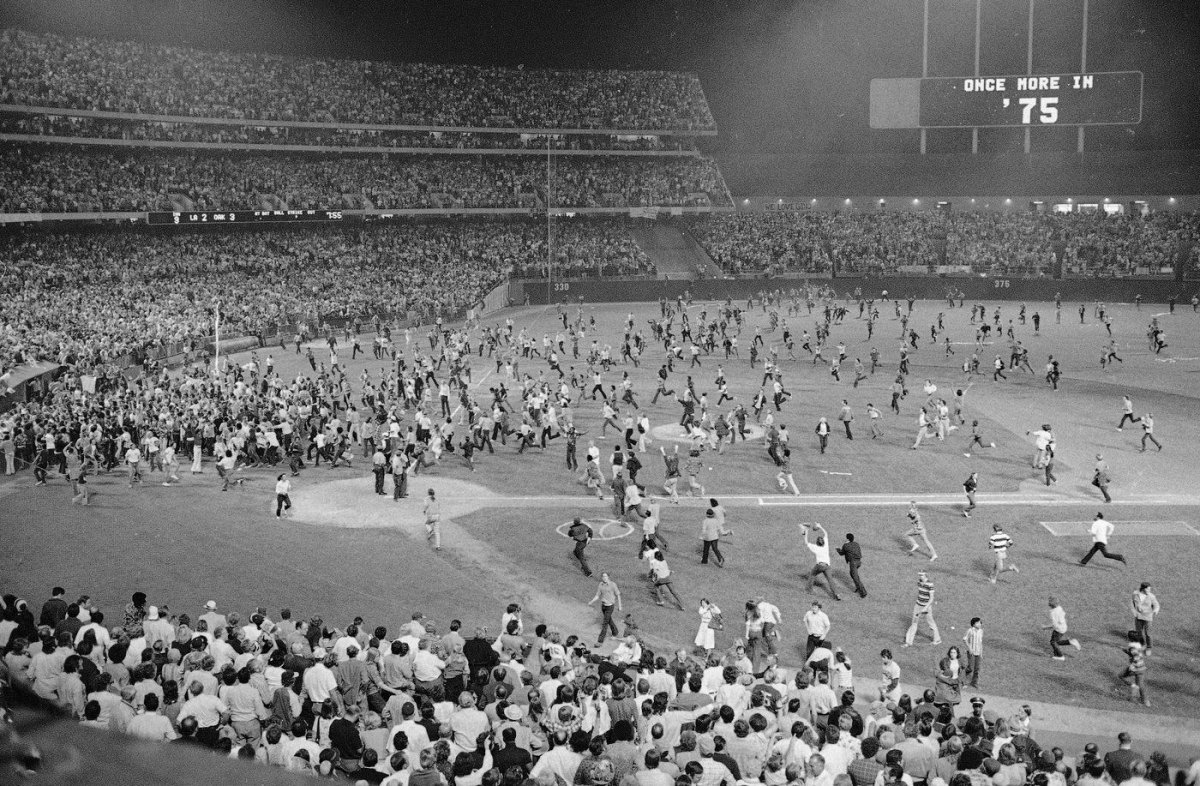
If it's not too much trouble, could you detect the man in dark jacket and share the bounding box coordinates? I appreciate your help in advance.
[836,533,867,598]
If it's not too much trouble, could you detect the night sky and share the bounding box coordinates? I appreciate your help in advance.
[5,0,1198,154]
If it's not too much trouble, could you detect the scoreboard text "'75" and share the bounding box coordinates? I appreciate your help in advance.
[869,71,1142,129]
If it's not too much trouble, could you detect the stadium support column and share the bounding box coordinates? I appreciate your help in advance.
[1024,0,1034,155]
[920,0,929,155]
[972,0,981,155]
[546,143,553,305]
[1078,0,1089,154]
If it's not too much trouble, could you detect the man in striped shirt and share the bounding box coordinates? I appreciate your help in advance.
[988,524,1019,584]
[903,571,941,647]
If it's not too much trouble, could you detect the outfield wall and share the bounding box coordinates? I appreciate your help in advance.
[513,276,1200,306]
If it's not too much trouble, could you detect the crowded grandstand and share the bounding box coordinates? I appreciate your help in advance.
[2,7,1200,786]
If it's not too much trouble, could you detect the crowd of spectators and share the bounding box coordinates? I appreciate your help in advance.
[2,588,1191,785]
[0,219,650,375]
[0,113,699,152]
[689,211,1199,278]
[0,145,730,213]
[0,28,716,130]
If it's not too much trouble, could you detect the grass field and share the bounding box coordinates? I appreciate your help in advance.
[3,294,1200,723]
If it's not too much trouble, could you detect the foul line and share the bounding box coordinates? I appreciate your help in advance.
[422,491,1200,508]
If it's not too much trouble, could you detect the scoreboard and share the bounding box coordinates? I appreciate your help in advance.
[870,71,1142,129]
[146,209,344,225]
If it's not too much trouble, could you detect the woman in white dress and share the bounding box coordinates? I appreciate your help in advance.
[695,598,721,652]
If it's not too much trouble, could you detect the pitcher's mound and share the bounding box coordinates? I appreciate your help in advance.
[650,422,764,444]
[291,477,498,529]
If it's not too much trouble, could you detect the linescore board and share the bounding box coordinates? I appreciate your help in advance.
[869,71,1142,129]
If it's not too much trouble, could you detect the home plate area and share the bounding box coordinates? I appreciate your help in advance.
[1040,520,1200,537]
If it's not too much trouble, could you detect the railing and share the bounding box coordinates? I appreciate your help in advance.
[0,104,718,137]
[0,132,701,158]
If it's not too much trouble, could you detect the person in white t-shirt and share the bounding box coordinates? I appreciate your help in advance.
[275,474,292,518]
[124,445,142,488]
[801,524,841,602]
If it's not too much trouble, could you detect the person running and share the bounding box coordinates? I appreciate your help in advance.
[660,445,681,503]
[902,570,942,647]
[1092,454,1113,503]
[962,471,979,518]
[1117,396,1139,431]
[776,448,800,496]
[1138,413,1163,452]
[567,517,593,577]
[648,550,684,610]
[903,501,938,561]
[962,422,993,458]
[1079,512,1127,566]
[1042,596,1081,661]
[423,488,442,552]
[987,524,1018,584]
[866,403,884,439]
[275,474,292,518]
[801,523,841,602]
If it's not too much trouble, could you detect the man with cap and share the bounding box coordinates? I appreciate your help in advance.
[142,606,175,649]
[1080,512,1127,567]
[1130,583,1160,652]
[700,507,732,567]
[199,600,226,634]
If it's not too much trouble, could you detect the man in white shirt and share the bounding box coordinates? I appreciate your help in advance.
[756,595,783,657]
[75,612,113,658]
[532,730,584,784]
[1080,513,1127,566]
[412,639,446,701]
[142,606,174,649]
[208,627,237,671]
[448,691,491,753]
[125,694,177,741]
[199,600,227,634]
[1043,597,1081,661]
[802,524,842,601]
[177,680,229,747]
[803,602,831,659]
[303,653,341,707]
